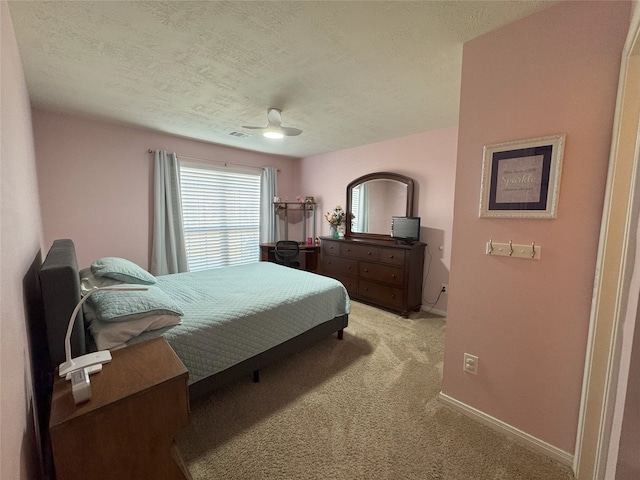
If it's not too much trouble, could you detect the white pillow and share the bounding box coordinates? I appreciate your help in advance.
[88,314,181,350]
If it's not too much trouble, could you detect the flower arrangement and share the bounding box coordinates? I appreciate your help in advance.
[324,205,346,228]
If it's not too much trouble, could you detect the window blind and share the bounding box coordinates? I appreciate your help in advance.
[179,164,261,271]
[351,187,360,231]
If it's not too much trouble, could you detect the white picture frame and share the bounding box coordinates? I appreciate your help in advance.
[479,134,565,219]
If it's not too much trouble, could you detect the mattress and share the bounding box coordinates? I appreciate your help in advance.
[128,262,350,384]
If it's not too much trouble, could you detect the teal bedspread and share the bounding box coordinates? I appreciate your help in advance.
[128,262,350,384]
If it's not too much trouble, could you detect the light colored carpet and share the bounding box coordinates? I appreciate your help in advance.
[176,301,574,479]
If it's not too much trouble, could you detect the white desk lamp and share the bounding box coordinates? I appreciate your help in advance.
[58,285,149,378]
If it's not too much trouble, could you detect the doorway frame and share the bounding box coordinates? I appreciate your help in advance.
[574,5,640,478]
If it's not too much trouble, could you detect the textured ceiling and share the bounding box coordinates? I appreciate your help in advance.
[8,1,554,158]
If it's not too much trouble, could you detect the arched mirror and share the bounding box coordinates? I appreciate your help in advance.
[346,172,414,239]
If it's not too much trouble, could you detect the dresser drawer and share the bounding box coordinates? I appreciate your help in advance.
[329,273,358,296]
[323,255,357,276]
[359,261,404,287]
[379,247,406,266]
[322,240,340,256]
[358,280,404,310]
[340,243,379,261]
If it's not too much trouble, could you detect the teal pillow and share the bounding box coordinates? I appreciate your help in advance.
[91,257,157,285]
[87,286,184,322]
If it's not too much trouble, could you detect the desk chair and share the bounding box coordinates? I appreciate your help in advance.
[274,241,301,269]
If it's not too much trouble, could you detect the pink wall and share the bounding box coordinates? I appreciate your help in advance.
[1,4,45,478]
[442,1,630,454]
[300,127,458,313]
[33,110,300,270]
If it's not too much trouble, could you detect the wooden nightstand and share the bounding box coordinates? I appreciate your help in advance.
[49,337,191,480]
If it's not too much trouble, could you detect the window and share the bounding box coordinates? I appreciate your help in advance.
[179,163,261,271]
[351,185,360,231]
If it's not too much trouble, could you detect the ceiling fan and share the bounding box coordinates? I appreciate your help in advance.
[242,108,303,139]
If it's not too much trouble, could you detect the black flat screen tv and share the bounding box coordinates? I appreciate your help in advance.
[391,216,420,242]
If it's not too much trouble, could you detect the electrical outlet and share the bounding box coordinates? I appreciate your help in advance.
[463,353,478,375]
[441,284,448,294]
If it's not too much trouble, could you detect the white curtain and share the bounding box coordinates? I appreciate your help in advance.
[260,167,279,243]
[150,150,189,275]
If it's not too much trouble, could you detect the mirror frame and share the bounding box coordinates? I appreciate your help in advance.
[346,172,415,240]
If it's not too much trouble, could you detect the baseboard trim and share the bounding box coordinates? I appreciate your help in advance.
[421,305,447,317]
[437,392,574,468]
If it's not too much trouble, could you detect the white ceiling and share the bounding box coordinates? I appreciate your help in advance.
[8,1,554,158]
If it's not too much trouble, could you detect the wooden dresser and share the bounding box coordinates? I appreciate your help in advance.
[320,236,425,317]
[49,337,191,480]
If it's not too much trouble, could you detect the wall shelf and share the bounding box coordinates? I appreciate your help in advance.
[274,202,317,242]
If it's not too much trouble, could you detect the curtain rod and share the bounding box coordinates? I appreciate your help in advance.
[147,149,280,173]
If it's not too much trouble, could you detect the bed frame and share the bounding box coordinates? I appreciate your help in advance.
[39,239,348,401]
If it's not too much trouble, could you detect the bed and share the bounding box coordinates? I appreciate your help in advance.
[39,239,350,400]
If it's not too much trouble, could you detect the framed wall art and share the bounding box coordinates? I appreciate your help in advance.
[479,134,565,219]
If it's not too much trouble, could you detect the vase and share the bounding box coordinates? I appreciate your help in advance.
[330,226,339,238]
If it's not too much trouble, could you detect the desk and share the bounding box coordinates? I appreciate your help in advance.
[260,243,320,273]
[49,337,191,480]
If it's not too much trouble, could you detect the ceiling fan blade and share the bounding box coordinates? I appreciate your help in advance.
[280,126,303,136]
[242,108,302,136]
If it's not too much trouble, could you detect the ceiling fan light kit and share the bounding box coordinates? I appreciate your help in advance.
[243,108,302,139]
[263,130,285,139]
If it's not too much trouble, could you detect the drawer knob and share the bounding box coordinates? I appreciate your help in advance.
[389,255,394,259]
[392,274,396,278]
[364,268,369,272]
[347,265,351,269]
[367,251,372,255]
[391,294,395,298]
[346,248,351,252]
